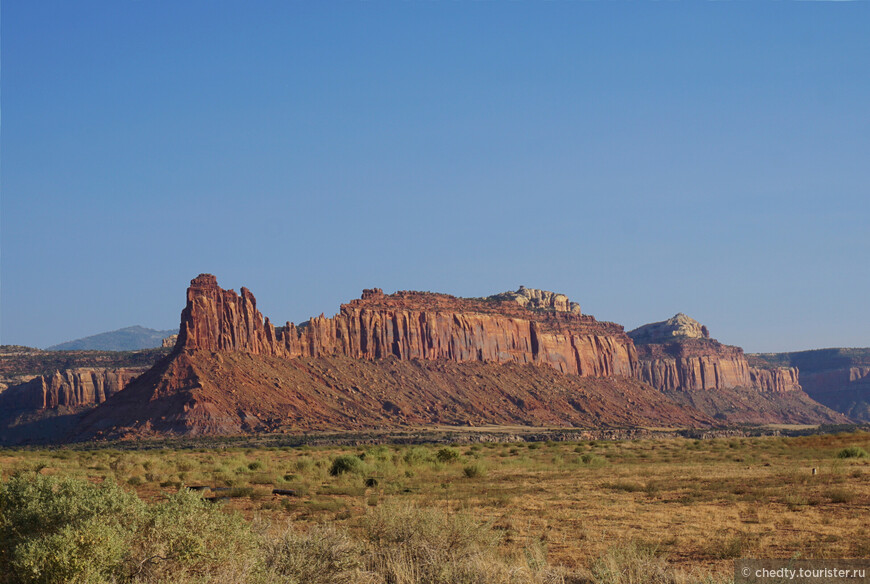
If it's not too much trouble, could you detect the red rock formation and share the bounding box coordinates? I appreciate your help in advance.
[633,337,800,393]
[176,274,637,378]
[634,340,750,391]
[1,368,147,411]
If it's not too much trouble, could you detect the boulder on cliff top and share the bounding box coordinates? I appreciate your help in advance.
[487,286,581,314]
[628,313,711,345]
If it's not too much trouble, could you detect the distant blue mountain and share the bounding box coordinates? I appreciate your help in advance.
[46,326,177,351]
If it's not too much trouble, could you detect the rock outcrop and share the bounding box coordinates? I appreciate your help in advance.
[630,318,801,394]
[177,275,636,378]
[800,367,870,421]
[0,347,171,445]
[628,313,709,345]
[487,286,581,314]
[629,318,846,424]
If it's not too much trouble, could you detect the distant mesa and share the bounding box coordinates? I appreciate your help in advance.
[46,326,177,351]
[749,348,870,423]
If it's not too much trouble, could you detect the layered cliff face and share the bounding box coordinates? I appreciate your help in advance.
[749,367,802,394]
[0,347,169,415]
[177,275,636,378]
[0,368,146,411]
[14,274,848,443]
[800,368,870,421]
[630,317,801,394]
[0,364,154,445]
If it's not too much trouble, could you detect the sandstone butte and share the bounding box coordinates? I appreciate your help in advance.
[71,275,728,440]
[629,313,802,394]
[177,274,637,379]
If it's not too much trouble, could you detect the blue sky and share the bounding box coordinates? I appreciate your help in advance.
[2,1,868,352]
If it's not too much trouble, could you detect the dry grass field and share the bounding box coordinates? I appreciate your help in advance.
[1,430,868,583]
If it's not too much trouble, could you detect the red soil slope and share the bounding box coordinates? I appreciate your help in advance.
[73,351,713,440]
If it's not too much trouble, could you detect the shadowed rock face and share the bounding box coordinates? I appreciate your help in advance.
[748,349,870,421]
[176,274,636,378]
[0,348,169,438]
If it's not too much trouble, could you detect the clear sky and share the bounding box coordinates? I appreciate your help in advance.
[1,1,868,352]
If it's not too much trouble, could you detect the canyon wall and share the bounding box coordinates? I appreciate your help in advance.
[801,367,870,394]
[176,274,637,378]
[0,367,147,411]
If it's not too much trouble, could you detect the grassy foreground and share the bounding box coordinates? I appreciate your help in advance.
[1,431,868,583]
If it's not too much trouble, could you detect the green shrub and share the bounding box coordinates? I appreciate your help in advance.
[12,515,131,584]
[580,453,606,467]
[0,474,262,584]
[827,488,855,504]
[402,447,431,466]
[837,447,868,459]
[361,503,562,583]
[0,474,144,584]
[294,457,315,473]
[435,447,460,463]
[132,489,262,582]
[329,455,365,476]
[363,503,499,574]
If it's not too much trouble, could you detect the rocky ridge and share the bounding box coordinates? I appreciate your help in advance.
[3,276,851,444]
[70,275,699,440]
